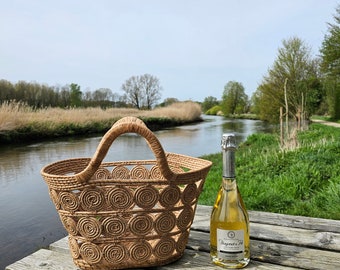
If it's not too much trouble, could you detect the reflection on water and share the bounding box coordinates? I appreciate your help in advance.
[0,115,273,268]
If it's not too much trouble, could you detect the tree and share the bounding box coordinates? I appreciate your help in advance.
[92,88,113,102]
[158,97,179,107]
[221,81,248,115]
[121,74,162,109]
[320,5,340,119]
[92,88,114,108]
[256,37,321,122]
[70,83,82,107]
[140,74,162,109]
[202,96,219,113]
[56,85,71,107]
[0,79,15,102]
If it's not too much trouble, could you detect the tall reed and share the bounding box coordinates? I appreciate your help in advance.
[0,100,202,132]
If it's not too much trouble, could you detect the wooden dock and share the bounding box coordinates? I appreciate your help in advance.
[6,205,340,269]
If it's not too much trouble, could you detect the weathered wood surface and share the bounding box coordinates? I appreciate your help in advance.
[6,205,340,270]
[194,206,340,251]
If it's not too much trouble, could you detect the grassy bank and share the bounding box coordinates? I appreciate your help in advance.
[0,101,202,143]
[199,123,340,220]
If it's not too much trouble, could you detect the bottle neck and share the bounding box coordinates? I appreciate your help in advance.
[222,148,236,179]
[222,177,237,192]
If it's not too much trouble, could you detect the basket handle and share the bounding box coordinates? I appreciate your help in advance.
[75,116,175,183]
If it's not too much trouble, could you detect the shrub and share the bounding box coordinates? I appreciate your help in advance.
[205,105,222,115]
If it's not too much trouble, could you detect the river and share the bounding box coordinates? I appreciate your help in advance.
[0,115,272,268]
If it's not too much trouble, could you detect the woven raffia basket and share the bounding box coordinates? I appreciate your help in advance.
[41,116,212,270]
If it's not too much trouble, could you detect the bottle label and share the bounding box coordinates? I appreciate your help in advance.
[217,229,244,260]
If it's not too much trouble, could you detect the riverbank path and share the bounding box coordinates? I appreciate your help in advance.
[311,119,340,128]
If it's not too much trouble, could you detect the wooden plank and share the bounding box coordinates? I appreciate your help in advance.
[194,205,340,251]
[6,243,302,270]
[249,211,340,233]
[251,239,340,270]
[5,249,75,270]
[188,230,340,270]
[251,223,340,251]
[195,205,340,233]
[49,236,69,254]
[162,249,303,270]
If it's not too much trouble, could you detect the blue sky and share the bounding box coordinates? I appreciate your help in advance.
[1,0,338,102]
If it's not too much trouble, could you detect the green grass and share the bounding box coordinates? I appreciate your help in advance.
[199,124,340,220]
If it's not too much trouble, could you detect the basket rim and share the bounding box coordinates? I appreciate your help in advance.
[41,152,212,181]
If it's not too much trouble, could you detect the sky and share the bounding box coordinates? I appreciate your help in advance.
[1,0,339,102]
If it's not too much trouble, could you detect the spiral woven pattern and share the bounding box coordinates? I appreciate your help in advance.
[61,216,77,236]
[154,238,176,259]
[94,168,111,179]
[181,183,198,204]
[80,242,102,264]
[159,186,181,208]
[130,165,149,179]
[59,191,79,212]
[106,187,134,210]
[102,216,127,237]
[77,217,102,240]
[129,214,153,236]
[103,244,127,264]
[155,212,176,235]
[80,188,105,212]
[111,166,130,179]
[130,241,152,262]
[134,185,159,209]
[149,165,163,179]
[177,206,194,231]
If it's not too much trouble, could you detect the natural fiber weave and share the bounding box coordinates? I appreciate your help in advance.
[41,116,212,270]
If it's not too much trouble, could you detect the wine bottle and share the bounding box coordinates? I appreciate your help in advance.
[210,133,250,268]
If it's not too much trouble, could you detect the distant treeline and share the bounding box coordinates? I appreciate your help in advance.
[0,79,127,108]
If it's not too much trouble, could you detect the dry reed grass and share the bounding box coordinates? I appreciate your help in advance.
[0,100,202,132]
[143,101,202,120]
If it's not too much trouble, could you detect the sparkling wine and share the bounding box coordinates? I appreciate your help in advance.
[210,133,250,268]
